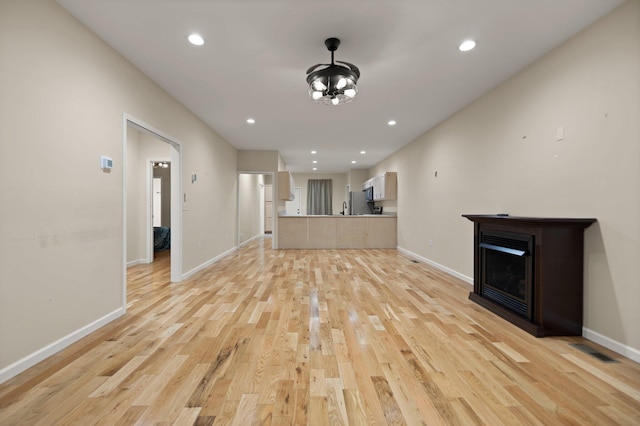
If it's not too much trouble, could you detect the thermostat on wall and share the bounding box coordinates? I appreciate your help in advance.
[100,156,113,170]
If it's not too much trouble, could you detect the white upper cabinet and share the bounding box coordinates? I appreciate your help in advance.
[363,172,397,201]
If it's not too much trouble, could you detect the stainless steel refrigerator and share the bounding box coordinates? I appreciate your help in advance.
[349,191,373,215]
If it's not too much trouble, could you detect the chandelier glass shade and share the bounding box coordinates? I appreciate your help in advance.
[306,38,360,106]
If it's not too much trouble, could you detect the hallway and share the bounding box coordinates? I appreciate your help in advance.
[1,238,639,424]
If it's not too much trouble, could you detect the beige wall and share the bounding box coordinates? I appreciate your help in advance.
[237,150,280,172]
[371,1,640,355]
[126,129,143,263]
[0,0,237,379]
[292,173,348,215]
[347,169,369,192]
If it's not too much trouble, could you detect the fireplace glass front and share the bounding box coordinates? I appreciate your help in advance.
[480,231,534,319]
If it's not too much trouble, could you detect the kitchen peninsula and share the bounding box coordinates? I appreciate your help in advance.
[278,214,397,249]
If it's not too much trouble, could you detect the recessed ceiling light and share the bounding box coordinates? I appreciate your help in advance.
[312,167,317,171]
[388,120,397,126]
[188,34,204,46]
[459,40,476,52]
[246,118,255,124]
[351,160,357,164]
[312,160,317,164]
[360,151,366,154]
[311,150,317,154]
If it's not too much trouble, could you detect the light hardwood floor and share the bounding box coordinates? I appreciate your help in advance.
[1,238,639,425]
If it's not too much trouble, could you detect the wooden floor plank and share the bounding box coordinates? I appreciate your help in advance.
[1,238,639,425]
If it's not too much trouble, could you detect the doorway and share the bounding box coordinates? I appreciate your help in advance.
[149,161,171,259]
[123,114,182,310]
[285,187,302,215]
[237,172,275,249]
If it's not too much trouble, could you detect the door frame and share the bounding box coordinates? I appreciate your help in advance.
[123,113,183,310]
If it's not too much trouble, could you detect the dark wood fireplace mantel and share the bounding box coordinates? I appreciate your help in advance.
[463,214,596,337]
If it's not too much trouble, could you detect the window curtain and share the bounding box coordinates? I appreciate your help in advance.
[307,179,333,215]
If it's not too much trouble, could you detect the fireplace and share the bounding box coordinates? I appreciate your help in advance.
[479,230,534,319]
[463,215,596,337]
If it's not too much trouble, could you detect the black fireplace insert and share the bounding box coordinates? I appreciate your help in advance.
[479,230,534,319]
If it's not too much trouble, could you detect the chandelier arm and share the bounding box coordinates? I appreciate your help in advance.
[335,61,360,78]
[306,63,327,74]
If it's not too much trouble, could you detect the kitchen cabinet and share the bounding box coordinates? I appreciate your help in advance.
[278,216,307,248]
[374,175,385,200]
[278,215,397,249]
[278,171,295,201]
[336,217,367,248]
[363,172,397,201]
[307,217,337,249]
[366,217,396,247]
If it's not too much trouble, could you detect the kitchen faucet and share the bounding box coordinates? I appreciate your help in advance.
[341,201,348,215]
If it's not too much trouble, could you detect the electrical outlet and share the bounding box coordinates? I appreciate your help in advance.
[429,239,433,247]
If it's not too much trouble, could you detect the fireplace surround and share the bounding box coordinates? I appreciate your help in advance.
[463,215,596,337]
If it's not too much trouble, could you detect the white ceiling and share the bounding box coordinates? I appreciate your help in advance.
[57,0,624,173]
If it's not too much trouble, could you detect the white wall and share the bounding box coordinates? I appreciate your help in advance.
[0,0,237,381]
[238,174,263,245]
[154,164,171,228]
[371,1,640,357]
[292,173,348,215]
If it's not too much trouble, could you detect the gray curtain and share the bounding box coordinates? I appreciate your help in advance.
[307,179,333,215]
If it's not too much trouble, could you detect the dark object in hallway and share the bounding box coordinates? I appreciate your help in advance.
[153,226,171,251]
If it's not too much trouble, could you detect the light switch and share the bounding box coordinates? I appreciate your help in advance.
[556,126,565,141]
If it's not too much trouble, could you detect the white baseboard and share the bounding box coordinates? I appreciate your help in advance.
[182,246,238,280]
[239,233,262,248]
[396,247,640,363]
[126,258,147,267]
[397,246,473,285]
[0,307,125,385]
[583,327,640,363]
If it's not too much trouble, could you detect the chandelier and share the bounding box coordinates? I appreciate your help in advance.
[306,38,360,106]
